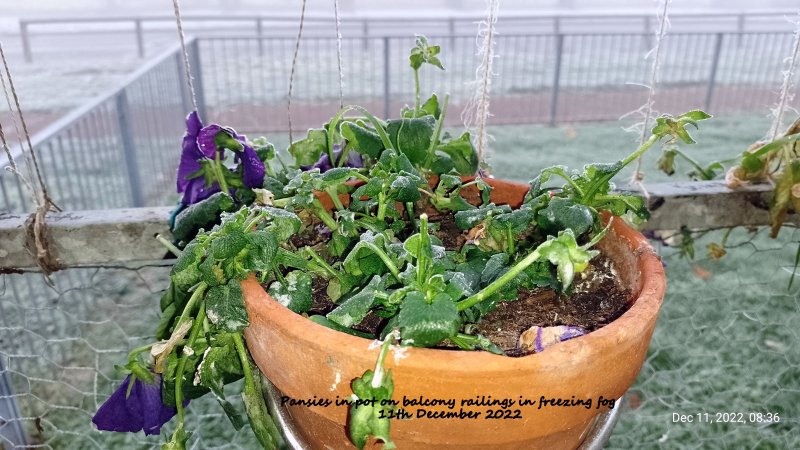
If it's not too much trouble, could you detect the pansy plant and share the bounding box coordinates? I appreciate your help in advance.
[94,36,709,449]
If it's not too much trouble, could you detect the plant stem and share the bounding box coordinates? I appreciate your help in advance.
[413,68,421,113]
[672,148,713,180]
[155,234,182,257]
[405,202,415,229]
[327,187,345,211]
[174,301,206,425]
[175,282,207,331]
[242,209,268,231]
[312,198,339,231]
[214,151,230,194]
[371,330,398,388]
[456,247,542,311]
[305,247,340,280]
[583,134,660,203]
[360,241,401,281]
[425,93,449,165]
[377,191,388,222]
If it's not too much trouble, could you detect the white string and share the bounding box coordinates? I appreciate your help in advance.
[0,65,35,198]
[334,0,345,110]
[462,0,500,166]
[768,13,800,140]
[288,0,309,144]
[172,0,198,113]
[0,42,56,210]
[631,0,671,184]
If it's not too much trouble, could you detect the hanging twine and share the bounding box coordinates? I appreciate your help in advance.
[172,0,199,114]
[287,0,309,144]
[0,42,61,280]
[630,0,671,186]
[334,0,345,109]
[462,0,500,169]
[768,13,800,141]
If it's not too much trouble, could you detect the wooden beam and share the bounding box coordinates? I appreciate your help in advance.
[0,181,796,271]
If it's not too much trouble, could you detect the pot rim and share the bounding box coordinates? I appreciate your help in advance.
[243,179,666,374]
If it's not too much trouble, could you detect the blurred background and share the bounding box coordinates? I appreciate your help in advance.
[0,1,799,449]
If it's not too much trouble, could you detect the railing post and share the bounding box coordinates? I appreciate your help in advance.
[448,17,456,50]
[642,15,652,50]
[134,19,145,58]
[115,92,144,207]
[188,38,208,122]
[704,33,724,112]
[363,20,369,51]
[383,36,391,118]
[176,51,192,114]
[737,13,745,47]
[256,18,264,56]
[549,34,564,126]
[553,16,561,35]
[0,357,29,447]
[20,20,32,63]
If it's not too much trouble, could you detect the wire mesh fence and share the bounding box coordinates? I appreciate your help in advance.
[199,31,796,134]
[1,225,797,448]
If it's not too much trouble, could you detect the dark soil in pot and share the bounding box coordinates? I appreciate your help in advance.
[274,214,632,357]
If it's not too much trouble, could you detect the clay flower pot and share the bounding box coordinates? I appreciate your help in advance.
[241,178,666,449]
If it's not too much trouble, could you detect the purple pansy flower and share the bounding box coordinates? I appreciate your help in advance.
[301,145,363,172]
[177,112,221,204]
[235,143,266,188]
[175,112,266,204]
[92,374,178,436]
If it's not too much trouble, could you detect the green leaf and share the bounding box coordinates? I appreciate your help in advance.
[349,368,395,450]
[172,192,236,243]
[210,229,248,260]
[678,110,712,121]
[267,270,313,314]
[170,242,205,290]
[436,132,479,175]
[327,276,383,327]
[241,357,285,449]
[242,230,278,273]
[320,167,356,185]
[420,94,441,119]
[263,207,302,242]
[197,345,246,430]
[308,315,373,338]
[536,230,598,289]
[205,279,249,332]
[481,253,509,285]
[389,174,421,202]
[536,197,595,237]
[397,292,460,347]
[341,122,384,159]
[454,204,511,230]
[386,116,435,165]
[288,128,328,167]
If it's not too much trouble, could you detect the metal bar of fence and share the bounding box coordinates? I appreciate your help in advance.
[135,18,145,58]
[549,34,564,126]
[0,356,29,447]
[383,36,391,119]
[704,33,724,112]
[115,92,144,207]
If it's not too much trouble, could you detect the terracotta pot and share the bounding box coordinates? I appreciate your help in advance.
[242,178,666,449]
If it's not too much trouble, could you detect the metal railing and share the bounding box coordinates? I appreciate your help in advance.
[1,30,797,215]
[1,38,204,214]
[195,31,796,133]
[17,10,798,62]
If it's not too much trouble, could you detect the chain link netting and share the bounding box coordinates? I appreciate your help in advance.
[1,227,798,449]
